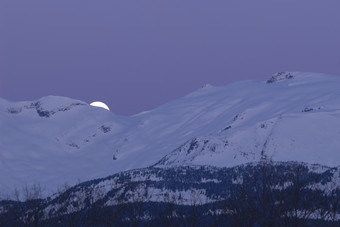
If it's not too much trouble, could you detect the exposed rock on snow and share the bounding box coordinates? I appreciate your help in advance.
[266,71,294,83]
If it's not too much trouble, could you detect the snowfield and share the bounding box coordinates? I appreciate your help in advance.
[1,72,340,196]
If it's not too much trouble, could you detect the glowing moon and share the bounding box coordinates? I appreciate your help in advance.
[90,101,110,111]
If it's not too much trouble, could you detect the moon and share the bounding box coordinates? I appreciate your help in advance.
[90,101,110,111]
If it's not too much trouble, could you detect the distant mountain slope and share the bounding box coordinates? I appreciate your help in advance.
[1,72,340,196]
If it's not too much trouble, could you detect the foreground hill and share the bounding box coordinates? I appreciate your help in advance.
[1,72,340,196]
[1,162,339,226]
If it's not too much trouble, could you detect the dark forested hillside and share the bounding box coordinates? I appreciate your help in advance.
[1,161,339,226]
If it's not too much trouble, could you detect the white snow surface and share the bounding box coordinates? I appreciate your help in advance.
[1,72,340,196]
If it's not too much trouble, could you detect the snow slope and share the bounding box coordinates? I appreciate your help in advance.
[1,72,340,196]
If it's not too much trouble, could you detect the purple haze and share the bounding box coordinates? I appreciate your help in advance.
[1,0,340,115]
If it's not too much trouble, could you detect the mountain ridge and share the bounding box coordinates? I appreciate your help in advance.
[1,71,340,196]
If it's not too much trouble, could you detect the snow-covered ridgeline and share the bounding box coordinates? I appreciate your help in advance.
[1,72,340,195]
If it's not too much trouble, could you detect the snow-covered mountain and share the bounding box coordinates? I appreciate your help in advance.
[1,72,340,197]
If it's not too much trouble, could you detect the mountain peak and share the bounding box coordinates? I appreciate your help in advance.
[266,72,294,83]
[34,96,87,111]
[3,95,87,118]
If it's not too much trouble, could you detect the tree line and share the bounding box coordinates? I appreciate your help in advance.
[0,162,339,226]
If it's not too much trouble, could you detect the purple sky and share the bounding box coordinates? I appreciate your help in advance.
[1,0,340,115]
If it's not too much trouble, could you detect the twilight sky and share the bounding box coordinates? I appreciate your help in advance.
[0,0,340,115]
